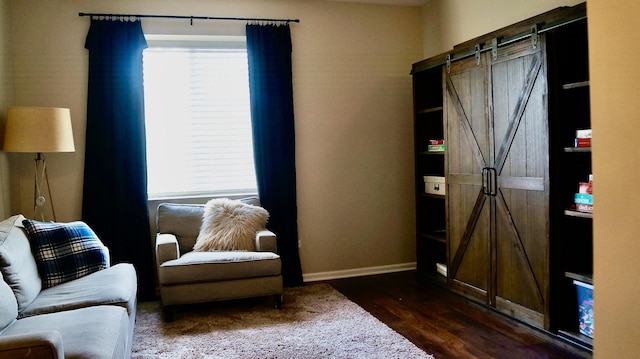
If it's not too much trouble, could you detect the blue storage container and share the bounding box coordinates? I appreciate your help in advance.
[574,280,594,338]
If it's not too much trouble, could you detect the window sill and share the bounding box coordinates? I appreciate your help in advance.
[148,192,259,205]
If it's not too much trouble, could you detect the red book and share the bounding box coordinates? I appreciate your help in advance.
[578,182,592,194]
[575,138,591,147]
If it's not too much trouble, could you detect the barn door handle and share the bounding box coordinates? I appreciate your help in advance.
[482,167,490,195]
[489,167,498,196]
[482,167,498,196]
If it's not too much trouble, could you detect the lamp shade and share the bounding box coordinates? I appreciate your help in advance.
[3,107,75,153]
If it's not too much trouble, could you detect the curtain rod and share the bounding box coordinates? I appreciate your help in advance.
[78,12,300,24]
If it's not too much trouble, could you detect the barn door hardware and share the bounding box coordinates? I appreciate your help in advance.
[491,38,498,60]
[531,24,539,49]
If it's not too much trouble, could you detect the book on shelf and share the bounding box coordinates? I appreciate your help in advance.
[574,128,592,148]
[427,139,445,152]
[571,175,593,212]
[574,193,593,205]
[576,203,593,213]
[436,262,447,277]
[578,181,592,194]
[576,129,592,139]
[574,138,591,147]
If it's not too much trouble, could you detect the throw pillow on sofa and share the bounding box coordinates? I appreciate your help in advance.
[22,219,110,288]
[193,198,269,252]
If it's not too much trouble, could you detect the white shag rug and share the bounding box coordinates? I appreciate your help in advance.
[132,283,434,359]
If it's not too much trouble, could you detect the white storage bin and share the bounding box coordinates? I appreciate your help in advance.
[423,176,445,195]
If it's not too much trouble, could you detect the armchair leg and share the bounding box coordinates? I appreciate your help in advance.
[162,305,174,322]
[274,294,283,309]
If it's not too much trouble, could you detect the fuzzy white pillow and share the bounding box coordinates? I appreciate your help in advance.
[193,198,269,252]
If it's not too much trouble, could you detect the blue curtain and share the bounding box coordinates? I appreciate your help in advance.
[246,24,303,287]
[83,20,154,299]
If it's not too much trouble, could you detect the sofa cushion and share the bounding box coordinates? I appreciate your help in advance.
[19,263,137,319]
[22,219,110,288]
[0,272,18,332]
[194,198,269,252]
[2,305,129,359]
[159,250,281,285]
[0,215,42,312]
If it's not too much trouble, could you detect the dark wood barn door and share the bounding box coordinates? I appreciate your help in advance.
[445,38,550,328]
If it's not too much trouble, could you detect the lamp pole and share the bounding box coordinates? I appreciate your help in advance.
[33,152,56,221]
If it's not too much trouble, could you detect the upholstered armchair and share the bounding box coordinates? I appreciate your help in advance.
[154,197,283,321]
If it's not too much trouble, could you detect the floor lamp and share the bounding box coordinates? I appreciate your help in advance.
[3,107,75,222]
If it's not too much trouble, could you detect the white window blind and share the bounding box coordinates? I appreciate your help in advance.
[143,37,257,199]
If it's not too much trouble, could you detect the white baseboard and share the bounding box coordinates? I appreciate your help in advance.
[302,262,416,283]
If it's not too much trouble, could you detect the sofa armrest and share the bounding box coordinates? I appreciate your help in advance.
[0,331,64,359]
[256,230,278,253]
[156,233,180,266]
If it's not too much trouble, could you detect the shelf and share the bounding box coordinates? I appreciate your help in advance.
[564,209,593,219]
[558,330,593,350]
[421,230,446,243]
[564,147,591,153]
[562,81,590,90]
[418,151,445,156]
[419,192,445,199]
[565,272,593,285]
[417,106,443,114]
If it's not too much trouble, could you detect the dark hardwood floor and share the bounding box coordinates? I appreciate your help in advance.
[324,271,591,359]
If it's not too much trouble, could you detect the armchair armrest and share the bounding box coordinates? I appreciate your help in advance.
[0,331,64,359]
[256,230,278,253]
[156,233,180,266]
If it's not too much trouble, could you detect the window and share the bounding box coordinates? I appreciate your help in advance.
[143,35,257,199]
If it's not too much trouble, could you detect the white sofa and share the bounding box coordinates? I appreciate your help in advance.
[0,215,137,359]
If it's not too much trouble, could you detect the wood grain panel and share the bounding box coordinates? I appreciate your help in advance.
[491,38,549,327]
[445,54,492,303]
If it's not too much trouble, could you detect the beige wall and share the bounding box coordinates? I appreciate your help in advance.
[6,0,423,279]
[588,1,640,357]
[0,1,13,219]
[422,0,583,58]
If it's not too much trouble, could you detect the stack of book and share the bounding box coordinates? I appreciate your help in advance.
[427,139,445,152]
[574,174,593,213]
[574,129,591,148]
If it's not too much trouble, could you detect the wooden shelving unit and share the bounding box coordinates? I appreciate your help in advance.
[547,13,593,351]
[412,60,447,282]
[411,3,592,354]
